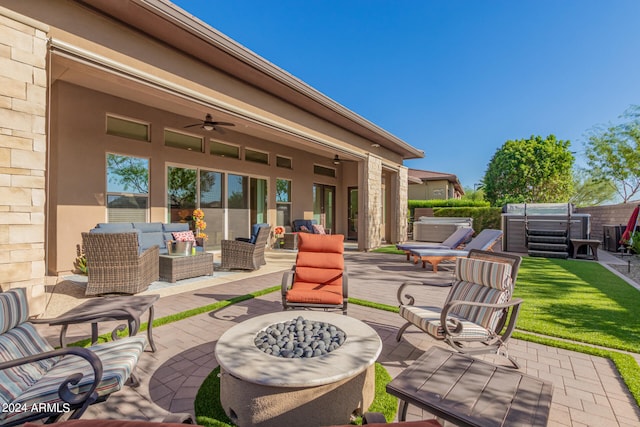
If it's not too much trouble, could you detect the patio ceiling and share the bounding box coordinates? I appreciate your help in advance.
[50,48,362,163]
[72,0,424,162]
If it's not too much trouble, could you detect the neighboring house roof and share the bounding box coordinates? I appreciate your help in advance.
[77,0,425,161]
[408,169,465,195]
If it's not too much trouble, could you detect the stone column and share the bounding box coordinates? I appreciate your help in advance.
[391,166,408,243]
[358,154,382,251]
[0,8,49,315]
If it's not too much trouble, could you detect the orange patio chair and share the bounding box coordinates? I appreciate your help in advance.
[281,233,348,315]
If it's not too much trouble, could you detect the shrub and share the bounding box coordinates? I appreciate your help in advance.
[408,199,489,219]
[433,207,503,233]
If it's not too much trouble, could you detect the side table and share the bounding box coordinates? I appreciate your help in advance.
[386,347,553,427]
[45,294,160,352]
[570,238,600,260]
[159,252,214,282]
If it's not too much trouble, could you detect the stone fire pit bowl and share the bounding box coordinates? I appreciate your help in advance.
[215,311,383,427]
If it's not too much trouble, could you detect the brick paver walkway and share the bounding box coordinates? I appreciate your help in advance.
[37,249,640,426]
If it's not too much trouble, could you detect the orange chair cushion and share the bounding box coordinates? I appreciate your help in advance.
[297,233,344,254]
[286,282,344,305]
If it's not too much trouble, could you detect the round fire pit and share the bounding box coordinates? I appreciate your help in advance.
[215,311,382,427]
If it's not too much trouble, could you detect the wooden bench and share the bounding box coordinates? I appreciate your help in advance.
[570,238,600,260]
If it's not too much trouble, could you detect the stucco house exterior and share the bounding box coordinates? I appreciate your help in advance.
[0,0,424,312]
[408,169,464,200]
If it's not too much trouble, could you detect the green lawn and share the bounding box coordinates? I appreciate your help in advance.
[515,257,640,353]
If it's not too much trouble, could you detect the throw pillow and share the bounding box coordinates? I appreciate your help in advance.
[312,224,326,234]
[299,225,310,232]
[172,231,195,242]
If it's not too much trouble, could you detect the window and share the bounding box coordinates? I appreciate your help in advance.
[210,140,240,159]
[164,129,203,152]
[245,148,269,165]
[276,155,292,169]
[276,178,292,227]
[313,164,336,178]
[106,154,149,222]
[106,115,149,141]
[167,166,197,223]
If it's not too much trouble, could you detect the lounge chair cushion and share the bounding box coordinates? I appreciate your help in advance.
[396,227,473,252]
[284,282,344,305]
[0,323,58,406]
[456,257,512,291]
[0,288,29,333]
[286,234,345,304]
[399,305,492,341]
[2,335,146,425]
[399,257,513,340]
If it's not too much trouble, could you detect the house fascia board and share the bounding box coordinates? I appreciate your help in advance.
[75,0,424,160]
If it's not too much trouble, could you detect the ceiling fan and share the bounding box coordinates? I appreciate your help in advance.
[184,113,235,131]
[332,155,356,165]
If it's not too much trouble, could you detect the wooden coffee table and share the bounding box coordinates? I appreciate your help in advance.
[159,252,214,282]
[386,347,553,427]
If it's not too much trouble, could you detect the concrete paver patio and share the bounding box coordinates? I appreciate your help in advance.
[35,249,640,426]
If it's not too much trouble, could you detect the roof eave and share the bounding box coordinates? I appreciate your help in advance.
[76,0,425,160]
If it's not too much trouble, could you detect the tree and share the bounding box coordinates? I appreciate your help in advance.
[570,170,616,207]
[483,135,574,206]
[584,105,640,203]
[461,186,484,202]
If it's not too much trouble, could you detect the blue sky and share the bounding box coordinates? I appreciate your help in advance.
[172,0,640,189]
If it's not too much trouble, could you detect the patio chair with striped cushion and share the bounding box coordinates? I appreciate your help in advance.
[0,288,146,426]
[396,251,523,368]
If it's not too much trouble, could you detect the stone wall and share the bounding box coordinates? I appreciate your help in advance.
[0,7,48,314]
[574,203,636,243]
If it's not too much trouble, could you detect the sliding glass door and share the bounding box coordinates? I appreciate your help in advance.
[167,166,267,249]
[313,183,335,232]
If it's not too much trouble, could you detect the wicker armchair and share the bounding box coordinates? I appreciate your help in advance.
[220,225,271,270]
[82,232,159,296]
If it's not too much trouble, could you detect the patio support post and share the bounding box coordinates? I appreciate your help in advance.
[391,166,408,244]
[358,154,382,251]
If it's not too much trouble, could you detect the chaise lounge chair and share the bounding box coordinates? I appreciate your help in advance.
[396,227,474,260]
[409,229,503,271]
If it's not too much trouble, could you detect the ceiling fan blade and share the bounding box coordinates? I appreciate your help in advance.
[211,122,235,127]
[183,123,201,128]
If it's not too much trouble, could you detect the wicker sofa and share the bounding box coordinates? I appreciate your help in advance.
[0,288,146,426]
[82,232,159,296]
[89,222,204,255]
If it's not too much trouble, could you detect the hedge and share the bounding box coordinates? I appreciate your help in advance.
[432,207,502,232]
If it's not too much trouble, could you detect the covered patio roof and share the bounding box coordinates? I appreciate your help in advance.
[63,0,424,163]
